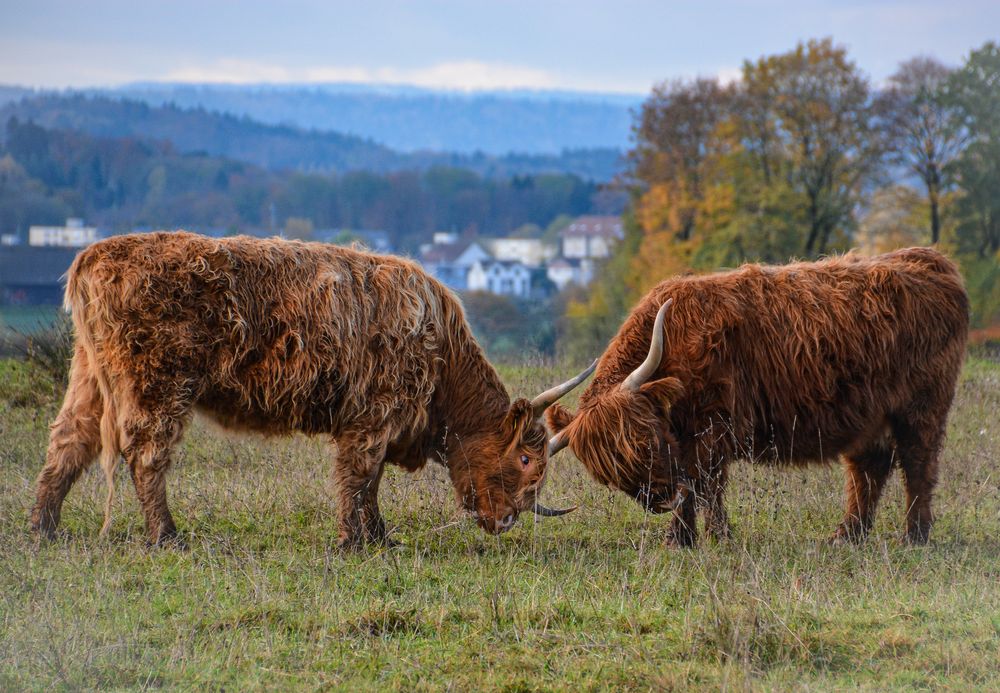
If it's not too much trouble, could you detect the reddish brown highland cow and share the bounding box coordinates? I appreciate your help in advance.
[547,248,969,546]
[31,232,594,548]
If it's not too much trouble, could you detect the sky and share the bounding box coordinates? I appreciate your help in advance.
[1,0,997,94]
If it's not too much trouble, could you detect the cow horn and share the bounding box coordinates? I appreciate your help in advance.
[621,299,673,392]
[532,502,577,517]
[547,429,570,457]
[530,359,598,418]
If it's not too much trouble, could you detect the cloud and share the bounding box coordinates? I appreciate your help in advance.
[162,59,297,84]
[163,59,560,91]
[716,66,743,86]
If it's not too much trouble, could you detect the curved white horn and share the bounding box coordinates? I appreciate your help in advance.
[546,429,571,457]
[530,359,598,418]
[621,298,673,392]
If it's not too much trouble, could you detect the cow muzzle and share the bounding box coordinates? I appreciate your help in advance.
[474,506,519,535]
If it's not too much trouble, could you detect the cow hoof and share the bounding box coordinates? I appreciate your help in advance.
[337,537,365,554]
[830,525,867,545]
[902,531,930,546]
[32,524,58,542]
[30,508,59,541]
[664,532,696,549]
[148,532,188,551]
[706,525,732,543]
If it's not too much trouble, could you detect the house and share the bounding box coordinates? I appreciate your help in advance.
[29,218,99,248]
[546,257,601,289]
[419,238,492,291]
[547,258,579,290]
[485,237,555,267]
[560,216,623,260]
[467,260,532,298]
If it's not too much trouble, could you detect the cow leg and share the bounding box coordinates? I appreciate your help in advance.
[125,449,178,546]
[31,346,102,538]
[700,460,731,541]
[120,392,191,546]
[360,463,393,545]
[665,493,697,548]
[893,414,947,545]
[332,434,388,551]
[833,441,894,543]
[124,430,185,546]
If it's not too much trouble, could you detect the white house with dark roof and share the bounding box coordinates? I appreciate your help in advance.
[419,238,492,291]
[467,259,532,297]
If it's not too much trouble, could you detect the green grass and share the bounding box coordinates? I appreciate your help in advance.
[1,358,999,690]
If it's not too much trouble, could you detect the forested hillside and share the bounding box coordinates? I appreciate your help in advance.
[0,118,616,251]
[0,94,623,180]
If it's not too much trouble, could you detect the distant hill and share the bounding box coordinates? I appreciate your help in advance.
[0,92,624,181]
[112,83,641,155]
[0,86,34,108]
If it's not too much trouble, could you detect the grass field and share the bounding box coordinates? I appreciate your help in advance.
[1,357,998,690]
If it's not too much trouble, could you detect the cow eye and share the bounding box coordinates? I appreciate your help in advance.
[520,455,530,466]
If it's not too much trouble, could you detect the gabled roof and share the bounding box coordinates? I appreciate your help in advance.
[421,241,490,266]
[421,241,471,264]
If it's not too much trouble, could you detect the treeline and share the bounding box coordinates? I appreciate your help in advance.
[110,83,638,155]
[564,39,1000,358]
[0,118,620,252]
[0,94,623,181]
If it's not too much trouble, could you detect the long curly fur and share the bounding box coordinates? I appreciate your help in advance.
[548,247,969,545]
[32,232,563,545]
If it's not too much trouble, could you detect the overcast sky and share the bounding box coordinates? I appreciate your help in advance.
[1,1,997,93]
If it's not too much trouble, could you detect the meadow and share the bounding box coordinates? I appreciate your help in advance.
[1,356,998,690]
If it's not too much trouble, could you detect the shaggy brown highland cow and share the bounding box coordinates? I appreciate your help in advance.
[546,248,968,546]
[31,232,594,548]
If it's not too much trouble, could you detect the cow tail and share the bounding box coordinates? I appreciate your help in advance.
[65,252,122,536]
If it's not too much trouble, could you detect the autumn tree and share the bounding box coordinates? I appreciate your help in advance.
[946,41,1000,258]
[629,78,735,244]
[741,38,886,256]
[883,57,966,243]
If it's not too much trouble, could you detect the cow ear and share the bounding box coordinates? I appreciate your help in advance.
[639,377,684,411]
[545,403,576,435]
[502,398,535,443]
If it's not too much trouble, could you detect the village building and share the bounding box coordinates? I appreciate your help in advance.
[419,235,492,291]
[485,237,555,267]
[559,215,623,260]
[467,259,532,298]
[28,218,99,248]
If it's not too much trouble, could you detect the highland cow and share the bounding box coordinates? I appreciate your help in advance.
[31,232,594,548]
[546,248,968,546]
